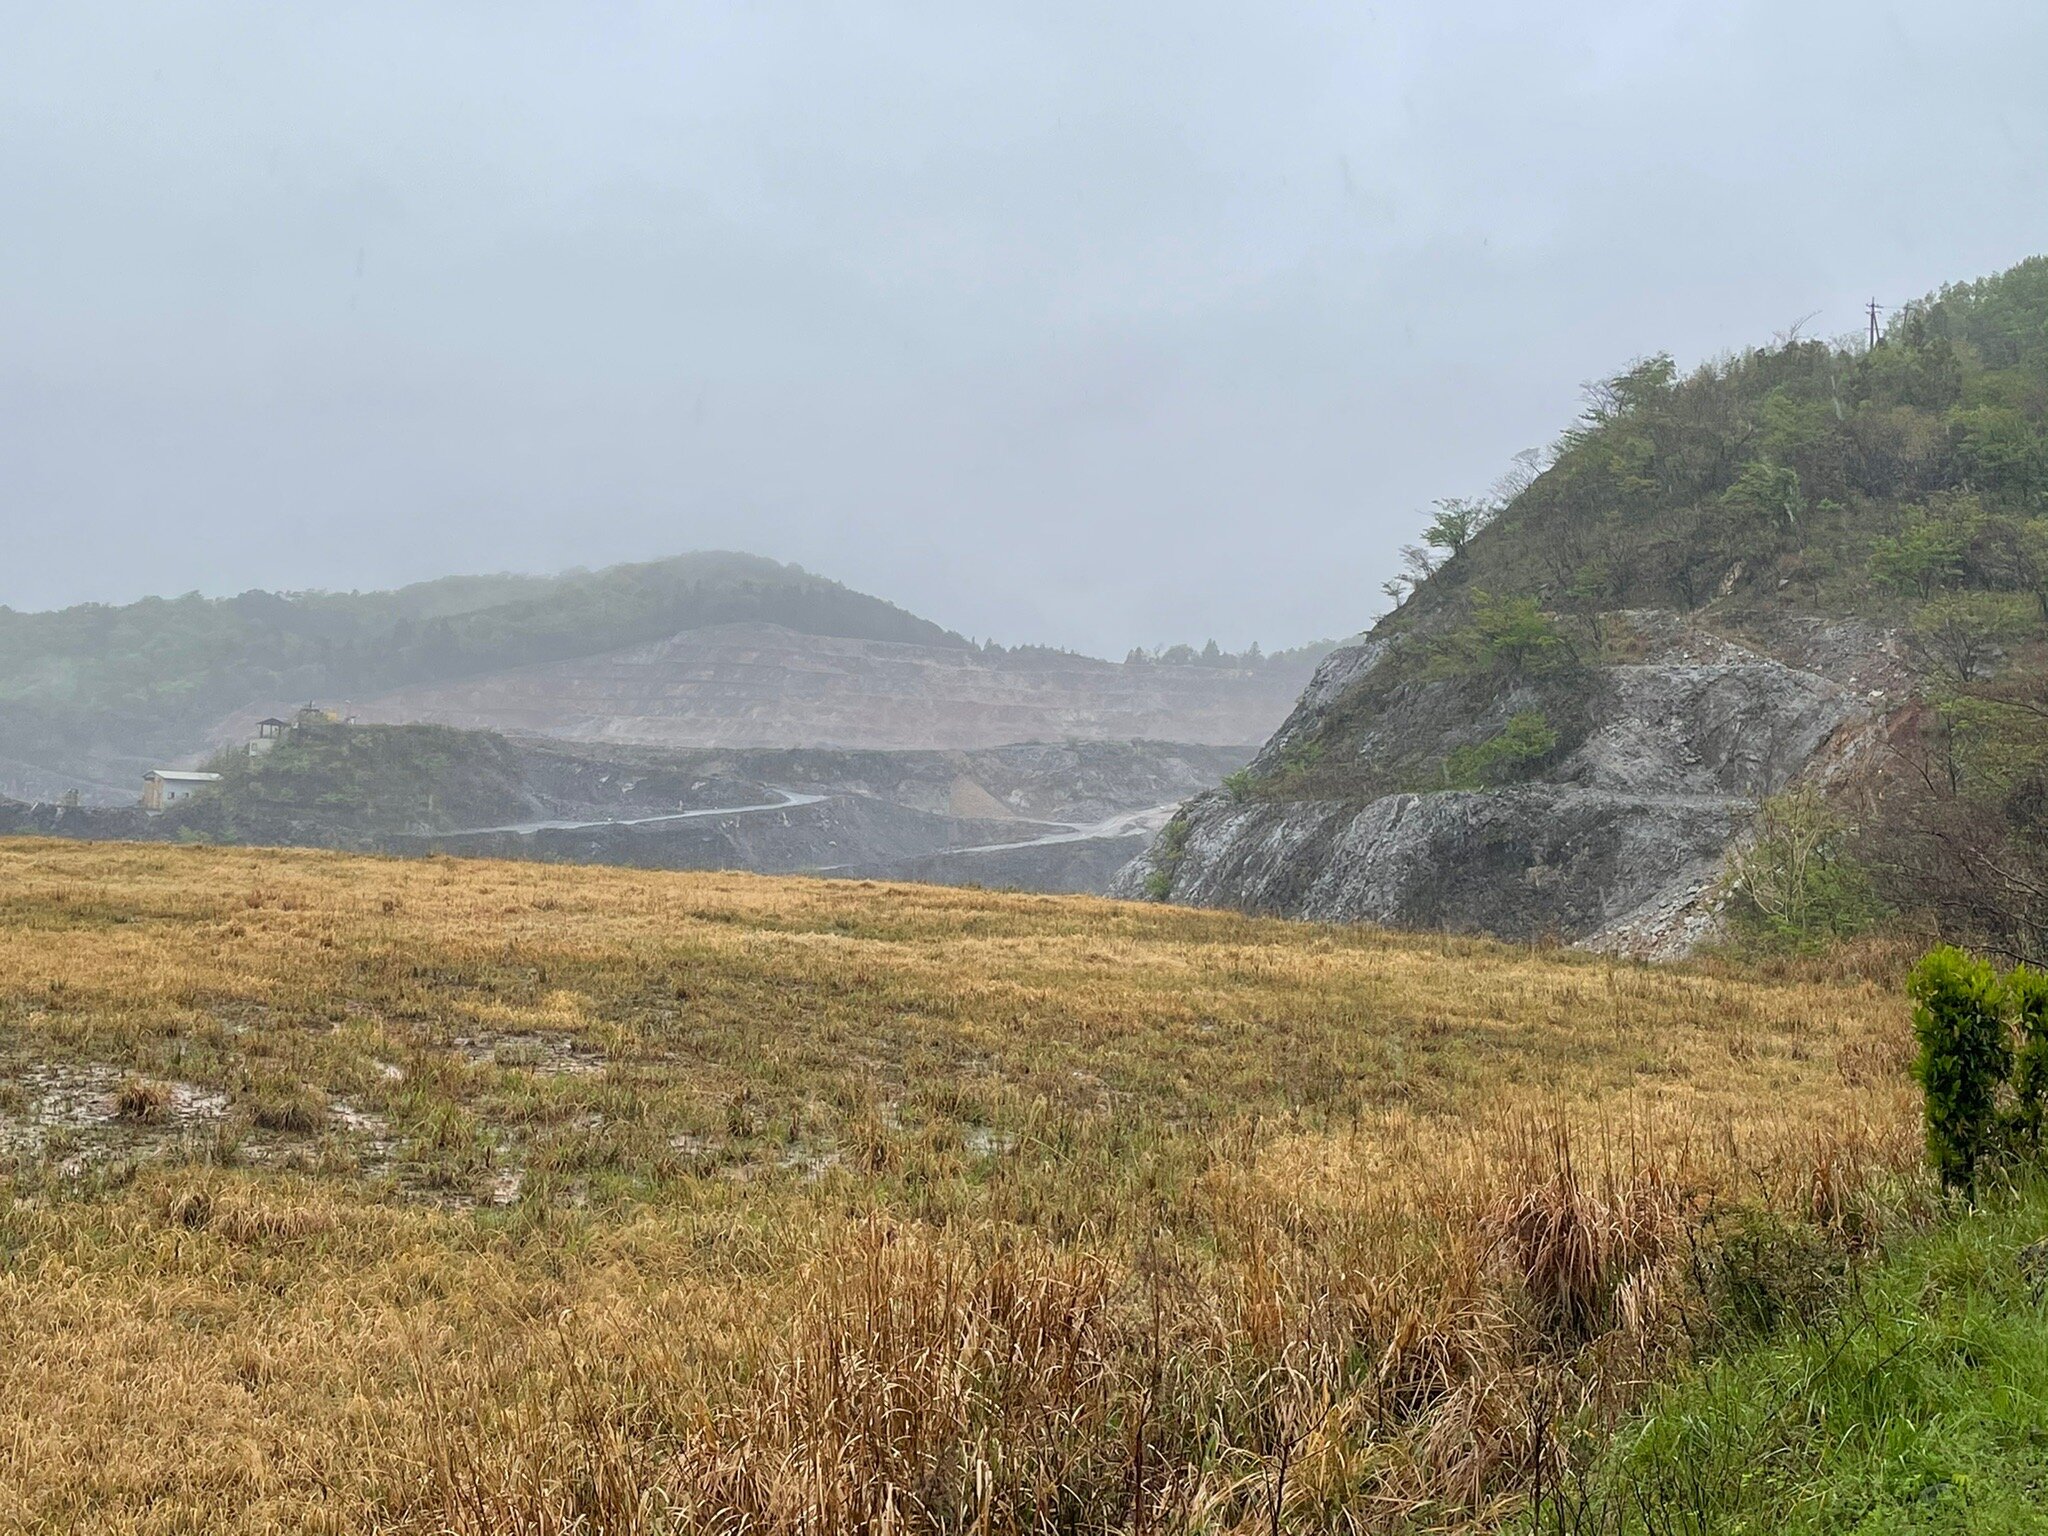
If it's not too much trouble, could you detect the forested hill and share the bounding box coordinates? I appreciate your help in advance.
[1125,255,2048,960]
[1394,256,2048,633]
[0,552,968,790]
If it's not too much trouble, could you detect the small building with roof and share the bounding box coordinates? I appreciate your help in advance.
[141,770,223,812]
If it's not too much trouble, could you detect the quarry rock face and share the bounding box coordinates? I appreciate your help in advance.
[5,734,1252,901]
[342,623,1308,752]
[1115,786,1749,946]
[640,740,1254,825]
[167,624,1298,897]
[1114,612,1882,955]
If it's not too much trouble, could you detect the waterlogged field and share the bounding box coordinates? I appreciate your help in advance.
[0,839,1926,1534]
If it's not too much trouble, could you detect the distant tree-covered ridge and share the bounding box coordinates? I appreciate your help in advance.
[0,550,966,715]
[0,551,968,779]
[0,548,1340,793]
[1120,638,1346,670]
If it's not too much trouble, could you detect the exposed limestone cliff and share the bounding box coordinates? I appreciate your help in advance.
[1116,255,2048,953]
[1114,613,1891,954]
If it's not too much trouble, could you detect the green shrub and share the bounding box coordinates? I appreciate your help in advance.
[1907,590,2034,684]
[1720,788,1882,952]
[1255,735,1328,798]
[1869,506,1972,598]
[2007,964,2048,1151]
[1718,458,1805,536]
[1142,814,1191,902]
[1697,1205,1848,1339]
[1425,591,1577,685]
[1220,769,1256,802]
[1909,945,2011,1195]
[1439,709,1558,790]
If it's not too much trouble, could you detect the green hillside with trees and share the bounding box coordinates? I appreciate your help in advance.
[0,552,967,785]
[177,720,535,843]
[1260,256,2048,959]
[1390,259,2048,628]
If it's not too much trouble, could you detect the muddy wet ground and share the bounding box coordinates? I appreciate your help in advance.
[449,1030,606,1074]
[0,1063,227,1172]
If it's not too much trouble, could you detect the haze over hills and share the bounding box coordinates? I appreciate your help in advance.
[0,552,960,794]
[0,550,1331,896]
[326,623,1307,754]
[1121,256,2048,961]
[0,550,1331,802]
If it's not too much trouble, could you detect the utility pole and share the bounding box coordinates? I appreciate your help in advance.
[1867,297,1883,349]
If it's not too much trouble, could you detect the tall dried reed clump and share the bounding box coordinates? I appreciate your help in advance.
[419,1116,1918,1535]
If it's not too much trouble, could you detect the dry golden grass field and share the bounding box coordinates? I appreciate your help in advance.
[0,838,1928,1534]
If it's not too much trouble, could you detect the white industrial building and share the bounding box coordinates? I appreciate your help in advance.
[140,770,222,811]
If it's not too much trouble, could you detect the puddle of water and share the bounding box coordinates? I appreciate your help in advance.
[0,1063,541,1212]
[487,1165,525,1205]
[326,1098,402,1172]
[782,1146,843,1180]
[450,1033,605,1075]
[0,1064,231,1174]
[329,1098,388,1135]
[19,1063,229,1127]
[963,1126,1017,1157]
[0,1064,224,1145]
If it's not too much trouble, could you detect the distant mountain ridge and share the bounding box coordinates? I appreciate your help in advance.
[0,551,1336,800]
[0,551,967,793]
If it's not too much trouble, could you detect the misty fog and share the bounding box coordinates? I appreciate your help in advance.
[4,0,2044,654]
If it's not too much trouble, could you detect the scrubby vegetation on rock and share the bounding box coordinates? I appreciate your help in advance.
[1719,787,1885,954]
[1139,256,2048,959]
[184,720,535,841]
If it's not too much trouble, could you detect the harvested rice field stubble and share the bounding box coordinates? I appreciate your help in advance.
[0,838,1926,1534]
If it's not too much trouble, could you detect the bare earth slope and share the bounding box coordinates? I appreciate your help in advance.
[326,623,1308,751]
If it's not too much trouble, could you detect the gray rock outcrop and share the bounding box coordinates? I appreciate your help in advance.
[1114,613,1882,954]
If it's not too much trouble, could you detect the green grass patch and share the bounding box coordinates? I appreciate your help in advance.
[1440,708,1560,790]
[1537,1179,2048,1533]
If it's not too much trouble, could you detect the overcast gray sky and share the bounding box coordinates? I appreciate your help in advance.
[2,2,2044,655]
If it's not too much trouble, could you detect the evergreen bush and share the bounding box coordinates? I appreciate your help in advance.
[2007,964,2048,1151]
[1909,945,2011,1195]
